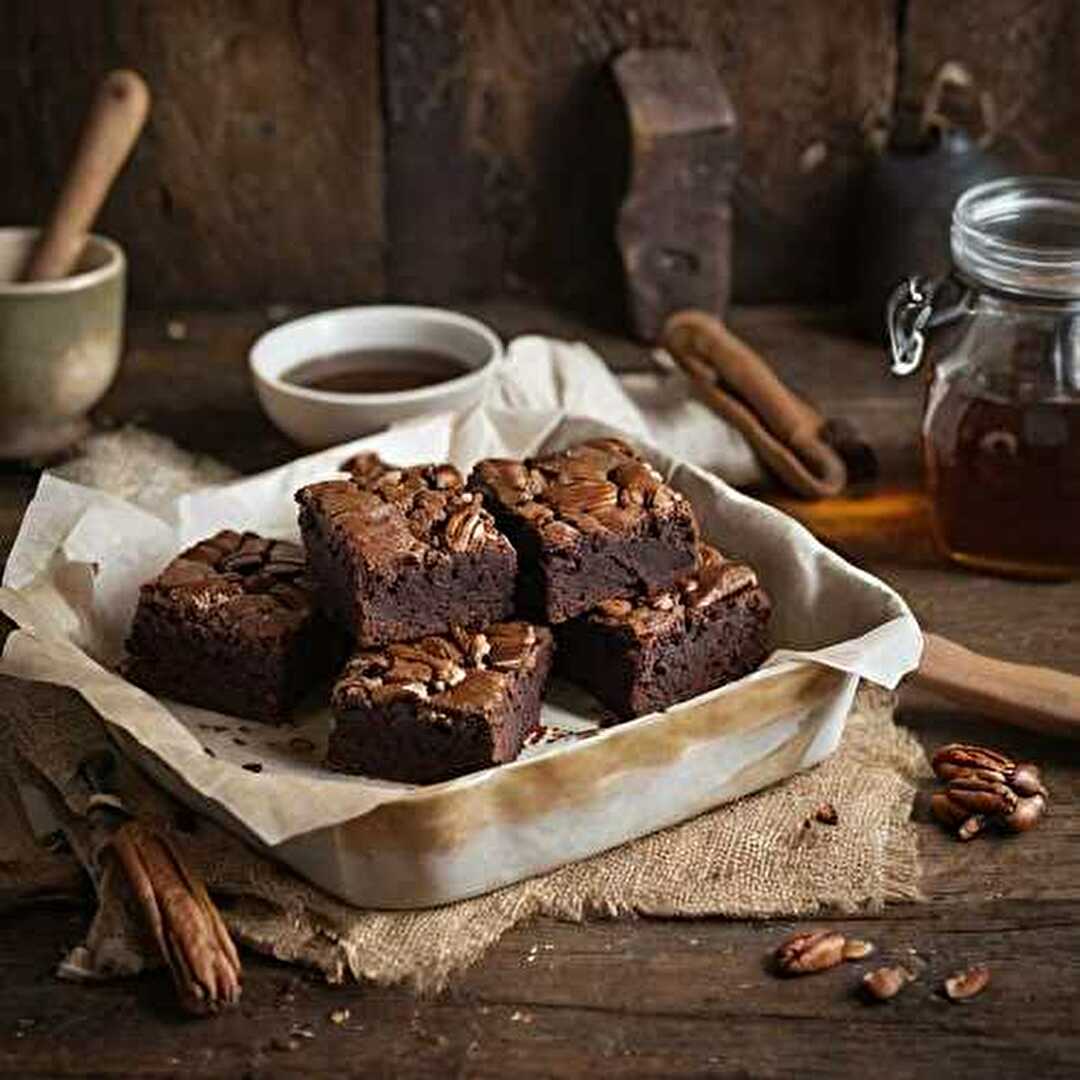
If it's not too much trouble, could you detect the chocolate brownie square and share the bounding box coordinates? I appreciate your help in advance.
[125,530,344,723]
[328,622,554,784]
[296,462,517,647]
[469,438,699,623]
[555,545,771,722]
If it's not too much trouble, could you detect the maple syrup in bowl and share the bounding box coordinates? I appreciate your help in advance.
[250,306,502,447]
[890,177,1080,578]
[283,348,471,394]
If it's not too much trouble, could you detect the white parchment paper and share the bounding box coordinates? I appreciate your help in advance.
[0,337,921,848]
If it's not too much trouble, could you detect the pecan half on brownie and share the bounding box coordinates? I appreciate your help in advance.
[468,438,699,623]
[296,462,517,646]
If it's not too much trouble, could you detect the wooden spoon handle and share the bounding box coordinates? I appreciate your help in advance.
[662,309,827,449]
[22,70,149,282]
[915,633,1080,739]
[661,309,848,498]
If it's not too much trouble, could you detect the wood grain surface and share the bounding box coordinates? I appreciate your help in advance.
[1,304,1079,1077]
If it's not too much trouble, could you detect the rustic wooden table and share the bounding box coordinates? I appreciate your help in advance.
[2,305,1078,1078]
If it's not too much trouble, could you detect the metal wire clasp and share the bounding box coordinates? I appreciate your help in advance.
[887,276,937,376]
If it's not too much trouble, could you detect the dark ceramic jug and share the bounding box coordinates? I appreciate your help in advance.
[852,66,1006,340]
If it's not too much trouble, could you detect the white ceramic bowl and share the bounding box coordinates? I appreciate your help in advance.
[250,305,503,447]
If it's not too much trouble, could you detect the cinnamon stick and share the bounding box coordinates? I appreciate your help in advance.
[108,821,241,1016]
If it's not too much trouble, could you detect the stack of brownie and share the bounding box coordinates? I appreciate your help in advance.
[125,438,771,785]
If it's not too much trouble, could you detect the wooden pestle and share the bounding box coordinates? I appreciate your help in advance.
[915,634,1080,740]
[21,69,150,282]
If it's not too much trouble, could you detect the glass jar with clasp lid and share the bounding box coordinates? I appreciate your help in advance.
[888,176,1080,579]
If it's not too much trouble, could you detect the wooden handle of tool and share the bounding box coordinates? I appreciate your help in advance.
[662,309,824,446]
[915,633,1080,739]
[662,309,847,497]
[21,70,149,282]
[666,348,841,498]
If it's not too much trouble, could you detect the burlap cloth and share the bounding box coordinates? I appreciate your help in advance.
[0,428,931,994]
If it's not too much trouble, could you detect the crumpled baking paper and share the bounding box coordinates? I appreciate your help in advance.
[0,336,920,857]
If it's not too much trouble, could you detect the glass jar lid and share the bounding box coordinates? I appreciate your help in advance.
[952,176,1080,300]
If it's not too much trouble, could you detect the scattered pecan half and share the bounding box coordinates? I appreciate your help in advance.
[929,743,1049,841]
[1002,793,1047,833]
[775,930,881,975]
[936,773,1018,818]
[1010,762,1049,799]
[841,939,875,961]
[773,930,847,976]
[862,965,915,1002]
[773,931,878,979]
[108,822,241,1016]
[932,743,1048,798]
[943,964,991,1002]
[931,743,1011,780]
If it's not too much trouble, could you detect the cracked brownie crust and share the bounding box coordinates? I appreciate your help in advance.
[328,621,554,783]
[469,437,699,622]
[125,530,343,723]
[296,461,517,646]
[556,545,771,722]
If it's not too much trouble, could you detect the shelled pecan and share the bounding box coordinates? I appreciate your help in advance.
[108,821,242,1016]
[862,965,915,1002]
[772,931,875,976]
[930,743,1049,841]
[932,744,1048,797]
[841,939,875,961]
[943,964,991,1002]
[1002,793,1047,833]
[773,930,846,976]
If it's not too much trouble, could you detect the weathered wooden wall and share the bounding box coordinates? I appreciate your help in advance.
[0,0,383,307]
[384,0,896,316]
[902,0,1080,175]
[1,0,1078,312]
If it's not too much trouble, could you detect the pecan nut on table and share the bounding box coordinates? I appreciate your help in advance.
[930,742,1050,841]
[772,931,876,976]
[861,965,916,1002]
[943,964,992,1003]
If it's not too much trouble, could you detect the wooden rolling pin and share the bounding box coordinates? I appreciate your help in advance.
[21,69,149,282]
[915,634,1080,740]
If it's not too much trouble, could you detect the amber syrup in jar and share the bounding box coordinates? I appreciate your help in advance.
[924,374,1080,578]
